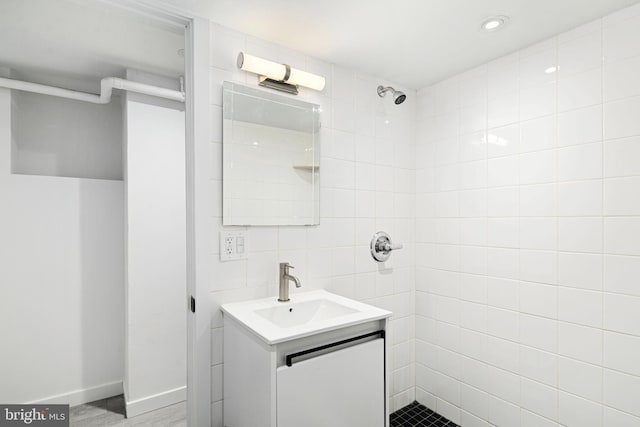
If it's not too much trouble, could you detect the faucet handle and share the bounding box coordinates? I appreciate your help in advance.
[288,265,295,269]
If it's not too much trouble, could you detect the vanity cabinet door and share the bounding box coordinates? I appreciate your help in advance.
[276,338,384,427]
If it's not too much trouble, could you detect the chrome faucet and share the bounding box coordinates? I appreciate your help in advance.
[278,262,301,302]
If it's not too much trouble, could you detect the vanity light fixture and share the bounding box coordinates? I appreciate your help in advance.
[237,52,326,95]
[481,15,509,32]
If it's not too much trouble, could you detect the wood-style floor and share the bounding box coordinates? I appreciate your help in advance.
[70,395,186,426]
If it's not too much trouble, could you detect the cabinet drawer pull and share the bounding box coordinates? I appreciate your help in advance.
[285,330,385,367]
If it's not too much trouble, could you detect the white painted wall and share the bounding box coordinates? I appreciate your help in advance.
[123,71,187,417]
[11,89,123,180]
[207,24,417,425]
[0,83,125,405]
[415,3,640,426]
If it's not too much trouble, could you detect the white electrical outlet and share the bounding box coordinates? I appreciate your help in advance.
[220,230,248,261]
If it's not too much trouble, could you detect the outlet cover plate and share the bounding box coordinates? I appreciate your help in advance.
[219,230,248,261]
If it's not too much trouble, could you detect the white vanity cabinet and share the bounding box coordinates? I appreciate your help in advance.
[276,337,384,427]
[221,291,391,427]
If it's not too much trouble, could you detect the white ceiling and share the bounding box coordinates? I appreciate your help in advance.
[2,0,639,91]
[176,0,639,89]
[0,0,184,91]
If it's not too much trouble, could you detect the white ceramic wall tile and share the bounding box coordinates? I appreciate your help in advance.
[558,68,603,112]
[488,54,519,99]
[557,142,602,181]
[519,184,556,217]
[485,336,519,373]
[558,392,603,427]
[604,55,640,102]
[460,410,489,427]
[603,407,640,427]
[558,252,603,291]
[487,124,519,158]
[459,103,487,135]
[485,365,520,404]
[557,104,603,147]
[520,281,557,318]
[487,307,519,342]
[519,47,557,88]
[459,66,488,107]
[520,115,556,153]
[558,32,603,77]
[488,156,519,187]
[558,322,603,365]
[603,293,640,335]
[520,378,558,421]
[488,395,520,427]
[414,5,640,423]
[603,254,640,296]
[604,96,640,140]
[519,345,558,386]
[520,218,557,250]
[459,189,487,217]
[604,217,640,255]
[558,287,603,327]
[211,25,418,413]
[487,187,518,217]
[487,218,519,248]
[487,247,519,280]
[487,278,519,311]
[521,409,558,427]
[604,176,640,215]
[460,383,489,420]
[520,83,556,121]
[558,218,603,253]
[603,369,640,417]
[460,160,487,190]
[519,150,557,184]
[603,12,640,62]
[437,397,461,424]
[520,314,558,352]
[488,93,519,128]
[603,331,640,377]
[460,274,487,304]
[460,218,487,246]
[604,136,640,177]
[520,250,557,285]
[558,180,602,217]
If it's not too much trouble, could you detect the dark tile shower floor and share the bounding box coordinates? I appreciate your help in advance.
[390,401,460,427]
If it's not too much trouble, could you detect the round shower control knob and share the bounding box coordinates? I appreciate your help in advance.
[370,231,403,262]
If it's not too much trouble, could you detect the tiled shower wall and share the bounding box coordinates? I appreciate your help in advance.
[415,4,640,427]
[208,24,417,425]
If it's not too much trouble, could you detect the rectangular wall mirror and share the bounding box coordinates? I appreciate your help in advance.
[222,81,321,226]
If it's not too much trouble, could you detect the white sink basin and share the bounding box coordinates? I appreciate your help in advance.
[221,290,392,344]
[255,299,358,328]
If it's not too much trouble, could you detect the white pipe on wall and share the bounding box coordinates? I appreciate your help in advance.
[0,76,185,104]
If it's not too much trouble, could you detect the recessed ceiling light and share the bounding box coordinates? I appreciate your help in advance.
[545,66,558,74]
[481,15,509,32]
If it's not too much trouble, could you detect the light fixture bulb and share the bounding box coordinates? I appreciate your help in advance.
[237,52,325,93]
[484,20,501,30]
[481,15,509,32]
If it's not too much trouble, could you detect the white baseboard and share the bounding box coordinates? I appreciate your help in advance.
[30,381,123,407]
[124,386,186,418]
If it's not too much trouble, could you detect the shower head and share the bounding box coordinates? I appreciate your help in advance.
[377,85,406,105]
